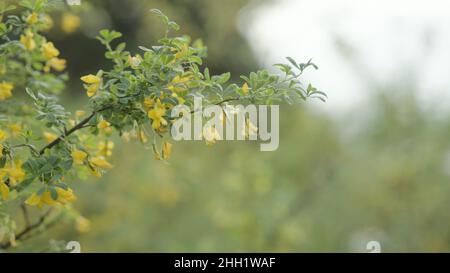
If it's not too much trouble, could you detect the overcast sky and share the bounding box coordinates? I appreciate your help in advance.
[240,0,450,116]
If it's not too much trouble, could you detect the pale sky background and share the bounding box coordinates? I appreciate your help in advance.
[239,0,450,116]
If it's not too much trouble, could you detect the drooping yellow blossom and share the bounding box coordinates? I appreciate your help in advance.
[7,123,22,137]
[98,140,114,157]
[97,120,112,134]
[0,130,8,142]
[4,160,26,186]
[61,13,81,33]
[167,75,192,93]
[242,118,258,140]
[87,84,100,97]
[42,42,60,60]
[153,147,162,160]
[242,83,250,95]
[75,110,86,118]
[90,168,102,178]
[0,181,9,200]
[81,74,101,97]
[162,141,172,160]
[25,187,77,208]
[139,130,148,144]
[26,12,38,25]
[56,187,77,203]
[71,149,87,165]
[127,54,142,68]
[90,156,113,169]
[97,120,110,129]
[43,132,58,143]
[20,30,36,51]
[45,57,66,72]
[202,126,221,145]
[0,169,9,200]
[0,82,14,101]
[148,105,167,130]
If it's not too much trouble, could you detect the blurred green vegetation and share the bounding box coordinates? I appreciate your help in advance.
[18,0,450,252]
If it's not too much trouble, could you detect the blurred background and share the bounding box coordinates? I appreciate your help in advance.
[26,0,450,252]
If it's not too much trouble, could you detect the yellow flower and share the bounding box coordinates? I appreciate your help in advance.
[0,82,14,101]
[26,12,38,25]
[61,13,81,33]
[202,126,221,145]
[25,187,77,208]
[25,192,44,207]
[167,75,192,93]
[98,140,114,157]
[56,187,77,203]
[20,30,36,51]
[7,123,22,137]
[242,83,250,95]
[5,160,26,186]
[86,83,100,97]
[71,149,87,165]
[81,74,101,84]
[43,132,58,143]
[139,130,148,144]
[90,156,113,169]
[0,181,9,200]
[42,42,60,60]
[0,170,9,200]
[45,57,66,72]
[162,141,172,160]
[148,106,167,129]
[0,144,3,158]
[97,120,112,134]
[81,74,102,97]
[0,130,8,142]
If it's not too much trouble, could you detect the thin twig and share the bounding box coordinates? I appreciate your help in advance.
[39,105,112,155]
[0,209,53,249]
[21,204,30,227]
[11,144,40,156]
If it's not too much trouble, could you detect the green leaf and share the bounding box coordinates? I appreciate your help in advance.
[286,57,300,69]
[212,72,231,85]
[49,187,58,200]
